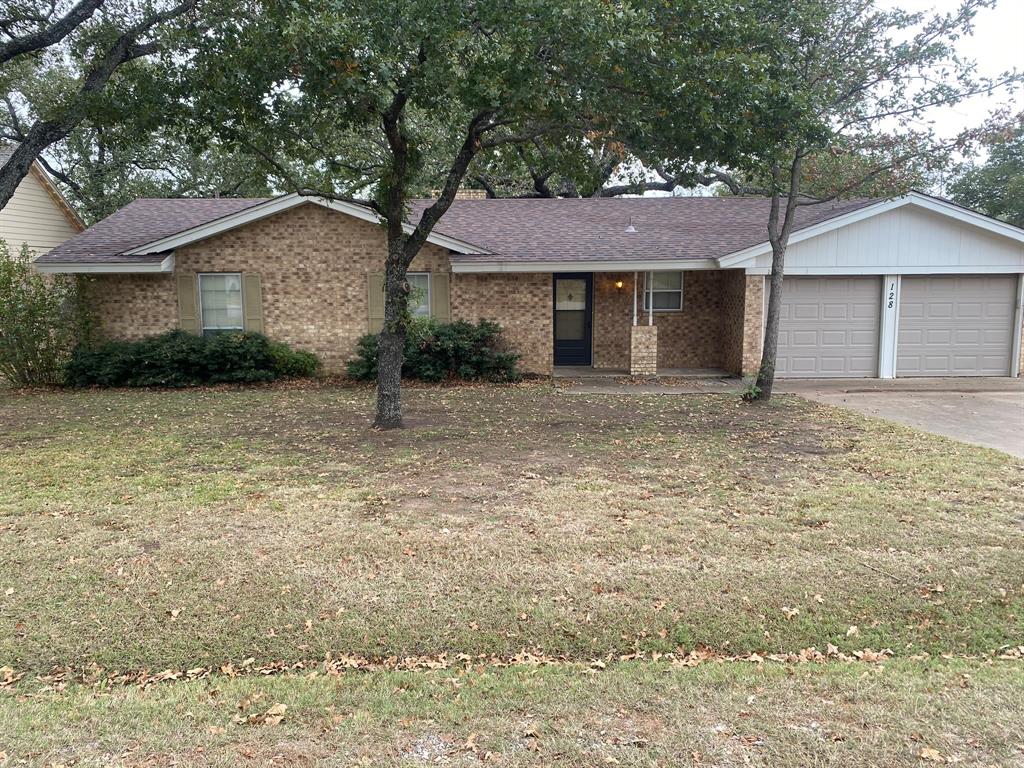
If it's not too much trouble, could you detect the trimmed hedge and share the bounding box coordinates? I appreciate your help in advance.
[346,319,520,382]
[65,330,320,388]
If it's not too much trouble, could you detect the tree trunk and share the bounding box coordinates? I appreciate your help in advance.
[753,240,786,399]
[374,237,411,429]
[749,155,803,403]
[0,124,69,211]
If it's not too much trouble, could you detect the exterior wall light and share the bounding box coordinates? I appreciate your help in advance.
[614,280,624,289]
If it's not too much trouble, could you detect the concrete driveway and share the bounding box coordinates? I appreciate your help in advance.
[779,378,1024,458]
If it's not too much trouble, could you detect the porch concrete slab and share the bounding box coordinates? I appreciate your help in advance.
[781,378,1024,458]
[553,366,628,378]
[555,372,744,395]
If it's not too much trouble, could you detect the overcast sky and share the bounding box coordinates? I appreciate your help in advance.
[878,0,1022,137]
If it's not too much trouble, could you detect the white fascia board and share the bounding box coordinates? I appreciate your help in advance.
[451,259,720,274]
[33,253,175,274]
[718,192,1024,270]
[123,193,490,257]
[742,264,1024,276]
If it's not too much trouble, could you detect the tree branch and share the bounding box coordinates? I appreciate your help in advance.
[0,0,105,65]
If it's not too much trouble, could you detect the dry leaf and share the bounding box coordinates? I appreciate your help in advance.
[919,746,945,762]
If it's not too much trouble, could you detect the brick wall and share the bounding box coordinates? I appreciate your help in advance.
[451,273,552,374]
[88,273,177,340]
[87,203,449,372]
[592,270,729,370]
[719,272,765,376]
[741,275,764,375]
[84,201,769,378]
[592,272,632,369]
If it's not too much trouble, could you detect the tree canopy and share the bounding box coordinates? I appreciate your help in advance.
[949,121,1024,228]
[0,0,206,210]
[179,0,772,425]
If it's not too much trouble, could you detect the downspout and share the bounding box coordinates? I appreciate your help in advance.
[647,271,653,326]
[632,271,638,326]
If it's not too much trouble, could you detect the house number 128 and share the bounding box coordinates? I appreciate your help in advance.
[887,282,896,309]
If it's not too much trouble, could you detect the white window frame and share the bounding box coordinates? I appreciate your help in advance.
[643,271,684,312]
[198,272,244,335]
[408,272,432,318]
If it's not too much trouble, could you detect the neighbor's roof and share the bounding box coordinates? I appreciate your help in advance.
[37,193,878,268]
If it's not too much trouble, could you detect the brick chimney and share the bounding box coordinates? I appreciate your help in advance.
[430,188,488,200]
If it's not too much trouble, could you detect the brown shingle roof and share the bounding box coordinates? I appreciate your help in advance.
[38,194,877,265]
[411,196,876,262]
[36,197,268,264]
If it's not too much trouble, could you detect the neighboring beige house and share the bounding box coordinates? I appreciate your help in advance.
[0,145,83,255]
[33,190,1024,379]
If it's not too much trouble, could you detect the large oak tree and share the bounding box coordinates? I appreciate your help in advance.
[188,0,765,427]
[0,0,204,210]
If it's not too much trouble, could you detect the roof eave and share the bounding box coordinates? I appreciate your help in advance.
[33,253,174,274]
[451,258,720,273]
[121,193,492,257]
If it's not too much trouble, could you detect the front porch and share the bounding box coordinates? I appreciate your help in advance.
[553,269,765,378]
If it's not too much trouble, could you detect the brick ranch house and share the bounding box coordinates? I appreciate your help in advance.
[34,191,1024,379]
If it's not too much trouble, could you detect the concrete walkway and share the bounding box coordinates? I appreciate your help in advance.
[780,378,1024,458]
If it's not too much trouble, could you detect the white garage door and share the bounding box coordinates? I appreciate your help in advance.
[897,275,1016,376]
[777,277,881,378]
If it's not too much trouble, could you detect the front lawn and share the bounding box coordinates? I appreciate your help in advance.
[5,659,1023,766]
[1,383,1022,764]
[1,383,1022,672]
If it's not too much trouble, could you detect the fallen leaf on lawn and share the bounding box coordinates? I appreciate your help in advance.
[782,606,799,620]
[919,746,945,762]
[263,703,287,726]
[847,625,860,638]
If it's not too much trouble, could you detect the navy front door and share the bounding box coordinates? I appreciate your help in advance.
[553,273,593,366]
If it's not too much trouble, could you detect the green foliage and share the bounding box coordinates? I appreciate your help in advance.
[0,240,92,385]
[949,124,1024,228]
[65,331,321,388]
[347,319,520,383]
[268,340,321,379]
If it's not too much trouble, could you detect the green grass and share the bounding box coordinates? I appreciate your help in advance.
[3,659,1023,766]
[1,383,1022,675]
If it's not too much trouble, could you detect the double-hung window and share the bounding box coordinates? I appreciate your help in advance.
[643,271,683,311]
[407,272,431,317]
[198,273,244,336]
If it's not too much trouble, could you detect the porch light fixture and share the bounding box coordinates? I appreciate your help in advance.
[614,279,624,289]
[624,216,637,234]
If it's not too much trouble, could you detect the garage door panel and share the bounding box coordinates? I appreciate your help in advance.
[777,277,880,378]
[897,275,1015,377]
[849,330,878,345]
[791,304,820,320]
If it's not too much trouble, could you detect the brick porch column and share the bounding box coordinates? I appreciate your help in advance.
[630,324,658,376]
[741,276,764,376]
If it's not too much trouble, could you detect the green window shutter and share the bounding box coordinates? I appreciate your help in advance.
[430,273,451,324]
[243,273,264,333]
[176,273,199,334]
[367,273,385,333]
